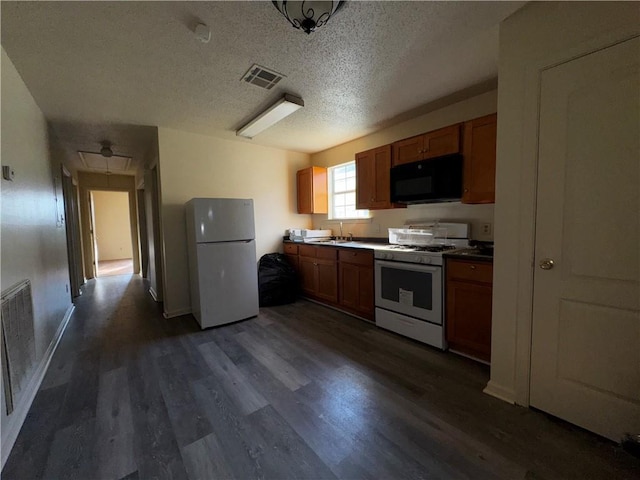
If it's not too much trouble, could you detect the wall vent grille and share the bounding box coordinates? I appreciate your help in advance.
[241,64,285,90]
[1,280,36,415]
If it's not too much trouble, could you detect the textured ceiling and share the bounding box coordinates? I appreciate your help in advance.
[52,122,157,177]
[1,1,525,158]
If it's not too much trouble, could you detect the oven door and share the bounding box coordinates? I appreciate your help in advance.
[375,260,442,324]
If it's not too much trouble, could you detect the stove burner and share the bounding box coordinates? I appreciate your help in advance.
[387,244,456,253]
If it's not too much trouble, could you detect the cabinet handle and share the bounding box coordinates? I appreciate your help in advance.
[464,188,469,193]
[470,265,476,270]
[313,262,318,266]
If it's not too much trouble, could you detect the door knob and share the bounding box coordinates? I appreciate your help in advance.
[539,259,554,270]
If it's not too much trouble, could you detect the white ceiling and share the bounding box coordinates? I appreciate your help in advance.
[1,1,525,160]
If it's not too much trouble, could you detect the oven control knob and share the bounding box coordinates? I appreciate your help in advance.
[386,253,393,260]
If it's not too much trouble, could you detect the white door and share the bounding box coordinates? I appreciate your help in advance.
[530,37,640,441]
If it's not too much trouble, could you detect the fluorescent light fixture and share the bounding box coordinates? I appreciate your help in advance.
[236,94,304,139]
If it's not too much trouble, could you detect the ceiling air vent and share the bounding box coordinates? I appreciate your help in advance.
[241,64,285,90]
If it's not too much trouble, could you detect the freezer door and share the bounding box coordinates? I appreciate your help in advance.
[194,240,259,328]
[187,198,255,243]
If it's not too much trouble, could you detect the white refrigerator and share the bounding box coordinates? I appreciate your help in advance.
[185,198,259,329]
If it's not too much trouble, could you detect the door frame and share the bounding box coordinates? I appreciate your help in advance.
[61,166,83,298]
[486,3,639,408]
[78,172,141,280]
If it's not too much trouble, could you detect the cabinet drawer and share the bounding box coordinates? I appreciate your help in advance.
[316,247,338,260]
[338,248,373,266]
[447,259,493,284]
[283,243,298,255]
[298,244,317,258]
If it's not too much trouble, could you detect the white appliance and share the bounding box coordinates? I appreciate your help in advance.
[374,222,469,349]
[185,198,259,329]
[288,228,332,242]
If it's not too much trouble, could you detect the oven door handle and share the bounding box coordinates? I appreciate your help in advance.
[375,259,440,273]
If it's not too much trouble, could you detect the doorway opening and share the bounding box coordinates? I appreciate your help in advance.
[90,190,134,277]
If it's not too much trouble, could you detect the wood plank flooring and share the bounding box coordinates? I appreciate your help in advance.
[3,275,638,479]
[97,259,133,277]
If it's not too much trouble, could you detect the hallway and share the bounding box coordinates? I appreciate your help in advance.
[3,276,638,479]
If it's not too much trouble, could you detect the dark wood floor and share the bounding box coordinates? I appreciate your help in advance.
[3,275,638,480]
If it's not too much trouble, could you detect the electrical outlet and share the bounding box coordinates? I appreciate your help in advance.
[481,223,492,236]
[65,284,69,293]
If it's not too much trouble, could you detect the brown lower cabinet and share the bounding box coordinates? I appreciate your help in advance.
[338,249,374,319]
[283,242,299,270]
[445,258,493,362]
[298,245,338,303]
[283,242,374,321]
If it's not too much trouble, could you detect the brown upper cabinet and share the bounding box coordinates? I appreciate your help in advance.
[297,166,328,214]
[462,113,497,204]
[355,145,404,210]
[392,124,461,166]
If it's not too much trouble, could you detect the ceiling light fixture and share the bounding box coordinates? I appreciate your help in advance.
[236,94,304,139]
[272,1,346,35]
[100,141,113,158]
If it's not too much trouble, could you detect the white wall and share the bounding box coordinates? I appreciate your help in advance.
[92,190,133,261]
[1,47,73,463]
[310,90,498,240]
[487,2,639,404]
[156,128,311,317]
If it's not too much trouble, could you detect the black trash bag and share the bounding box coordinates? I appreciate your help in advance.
[258,253,299,307]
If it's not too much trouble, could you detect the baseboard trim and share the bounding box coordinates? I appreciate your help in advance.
[1,303,74,469]
[483,380,516,404]
[163,307,192,319]
[148,287,159,302]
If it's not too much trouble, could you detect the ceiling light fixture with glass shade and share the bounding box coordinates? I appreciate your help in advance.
[272,1,346,35]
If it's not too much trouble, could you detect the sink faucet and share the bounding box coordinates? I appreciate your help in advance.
[348,232,353,241]
[339,222,343,239]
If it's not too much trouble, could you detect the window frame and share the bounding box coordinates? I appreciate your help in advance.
[327,161,370,220]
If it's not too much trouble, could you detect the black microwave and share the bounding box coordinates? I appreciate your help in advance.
[390,154,463,204]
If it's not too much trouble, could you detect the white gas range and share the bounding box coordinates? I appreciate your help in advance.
[374,223,470,349]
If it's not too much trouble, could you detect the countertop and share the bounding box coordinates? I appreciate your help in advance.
[443,248,494,262]
[285,239,494,261]
[284,238,392,251]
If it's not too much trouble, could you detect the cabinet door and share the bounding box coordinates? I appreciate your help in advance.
[298,256,317,296]
[339,262,360,310]
[284,254,299,272]
[297,167,328,214]
[297,167,313,214]
[371,145,393,209]
[392,135,424,166]
[356,145,399,210]
[355,149,375,209]
[446,280,492,362]
[423,124,461,159]
[358,266,375,317]
[462,114,497,204]
[316,258,338,303]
